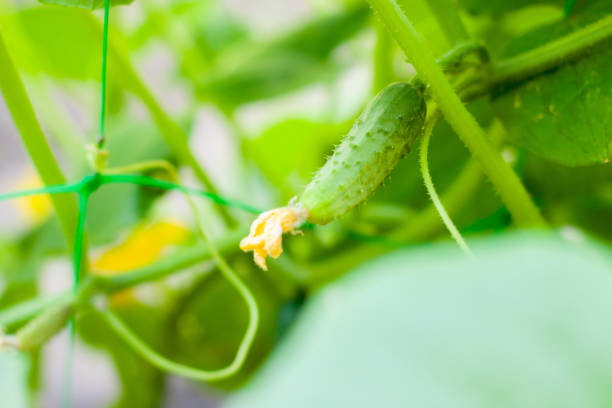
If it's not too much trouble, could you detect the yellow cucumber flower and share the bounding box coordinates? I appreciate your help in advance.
[240,203,307,270]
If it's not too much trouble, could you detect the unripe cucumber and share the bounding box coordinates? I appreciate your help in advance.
[16,303,73,350]
[299,82,426,224]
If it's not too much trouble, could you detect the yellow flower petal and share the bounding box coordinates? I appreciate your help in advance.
[12,169,51,224]
[240,204,307,270]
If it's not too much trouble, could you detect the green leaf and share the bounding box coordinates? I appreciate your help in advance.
[245,119,348,201]
[78,305,165,408]
[492,3,612,166]
[457,0,563,15]
[225,232,612,408]
[2,7,103,80]
[83,117,174,246]
[0,352,31,408]
[38,0,133,10]
[196,5,370,107]
[168,258,284,389]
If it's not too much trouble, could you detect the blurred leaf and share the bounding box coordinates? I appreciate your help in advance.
[78,305,166,408]
[189,1,249,61]
[493,1,612,166]
[226,232,612,408]
[168,256,284,389]
[0,220,66,315]
[196,5,370,107]
[38,0,133,9]
[245,119,348,201]
[524,155,612,199]
[198,51,338,107]
[2,7,103,80]
[273,5,370,60]
[458,0,563,15]
[0,352,31,408]
[522,154,612,242]
[84,117,174,246]
[130,0,247,65]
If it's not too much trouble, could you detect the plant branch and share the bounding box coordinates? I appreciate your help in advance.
[103,27,236,226]
[0,228,246,331]
[419,107,472,255]
[0,30,80,247]
[368,0,545,227]
[492,13,612,86]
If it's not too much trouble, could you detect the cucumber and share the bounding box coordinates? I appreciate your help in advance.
[299,82,426,224]
[15,303,73,350]
[240,82,425,269]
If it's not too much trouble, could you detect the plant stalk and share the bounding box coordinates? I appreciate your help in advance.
[0,30,80,246]
[368,0,545,227]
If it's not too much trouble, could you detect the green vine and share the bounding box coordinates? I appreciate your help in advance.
[368,0,545,228]
[419,107,472,256]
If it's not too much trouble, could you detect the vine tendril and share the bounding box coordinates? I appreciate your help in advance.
[419,107,472,256]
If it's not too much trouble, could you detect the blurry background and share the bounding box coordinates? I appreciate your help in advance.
[0,0,376,406]
[2,0,611,406]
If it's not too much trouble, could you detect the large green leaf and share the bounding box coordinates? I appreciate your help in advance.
[167,256,285,389]
[38,0,133,10]
[492,2,612,166]
[2,7,103,80]
[225,232,612,408]
[0,352,31,408]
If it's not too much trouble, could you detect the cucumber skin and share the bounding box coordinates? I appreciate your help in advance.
[299,82,426,225]
[16,303,72,350]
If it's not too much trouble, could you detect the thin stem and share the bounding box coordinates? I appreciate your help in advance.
[99,308,252,381]
[0,182,82,201]
[103,160,179,181]
[105,228,245,291]
[97,0,111,148]
[62,192,89,408]
[61,324,74,408]
[372,19,395,93]
[0,229,245,331]
[0,29,80,246]
[0,294,69,331]
[368,0,545,227]
[419,109,472,255]
[73,193,90,288]
[99,181,259,381]
[421,0,469,46]
[308,117,511,288]
[106,33,236,226]
[492,13,612,86]
[307,151,486,288]
[100,173,261,214]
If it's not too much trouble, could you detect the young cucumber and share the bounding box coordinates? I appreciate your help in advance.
[299,82,426,224]
[15,303,73,350]
[240,82,425,269]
